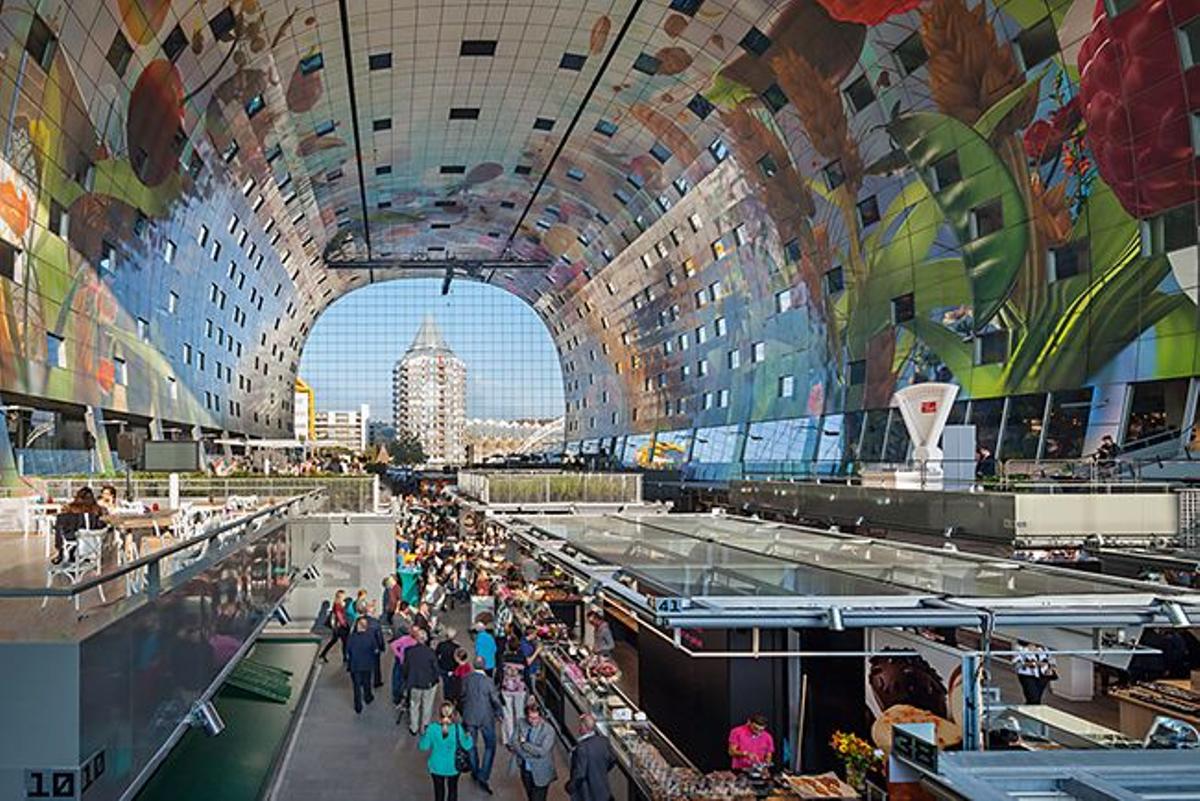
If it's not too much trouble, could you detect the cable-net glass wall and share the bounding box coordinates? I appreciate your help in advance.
[299,279,564,463]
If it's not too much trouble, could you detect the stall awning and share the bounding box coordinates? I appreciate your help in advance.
[504,513,1200,634]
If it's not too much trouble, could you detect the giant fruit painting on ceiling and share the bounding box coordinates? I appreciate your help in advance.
[0,0,1196,435]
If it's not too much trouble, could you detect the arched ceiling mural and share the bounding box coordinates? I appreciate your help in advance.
[0,0,1198,463]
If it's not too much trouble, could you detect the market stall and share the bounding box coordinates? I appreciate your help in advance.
[1110,680,1200,739]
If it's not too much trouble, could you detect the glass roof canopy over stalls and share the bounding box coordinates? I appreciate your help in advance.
[508,514,1200,633]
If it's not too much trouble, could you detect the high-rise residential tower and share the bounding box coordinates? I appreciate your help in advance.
[392,317,466,465]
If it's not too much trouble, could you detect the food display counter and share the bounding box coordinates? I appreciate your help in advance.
[1110,680,1200,739]
[535,641,857,800]
[999,705,1140,749]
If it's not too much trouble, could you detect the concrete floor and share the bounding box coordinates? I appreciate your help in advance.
[270,603,570,801]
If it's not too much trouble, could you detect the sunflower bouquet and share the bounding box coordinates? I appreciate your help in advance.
[830,731,883,789]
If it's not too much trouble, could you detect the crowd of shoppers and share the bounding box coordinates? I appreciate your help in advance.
[318,490,615,801]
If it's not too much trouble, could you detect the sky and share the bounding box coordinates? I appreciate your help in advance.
[298,278,565,421]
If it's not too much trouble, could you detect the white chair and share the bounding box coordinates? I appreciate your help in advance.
[44,517,109,610]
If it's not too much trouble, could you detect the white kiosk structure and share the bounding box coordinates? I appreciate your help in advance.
[893,382,959,489]
[862,382,959,490]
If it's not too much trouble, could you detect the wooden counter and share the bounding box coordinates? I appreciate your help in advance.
[1109,680,1200,739]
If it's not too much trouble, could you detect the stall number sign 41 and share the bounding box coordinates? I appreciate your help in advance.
[651,597,684,614]
[25,751,104,799]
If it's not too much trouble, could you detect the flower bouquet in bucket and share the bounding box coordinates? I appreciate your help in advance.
[830,731,882,792]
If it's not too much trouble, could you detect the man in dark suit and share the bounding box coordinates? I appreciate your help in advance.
[567,713,614,801]
[461,657,503,794]
[345,617,379,714]
[364,601,387,688]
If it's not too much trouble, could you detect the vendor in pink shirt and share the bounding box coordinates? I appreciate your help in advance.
[728,713,774,771]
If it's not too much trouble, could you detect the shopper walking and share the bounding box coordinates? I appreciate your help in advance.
[473,621,498,676]
[420,701,473,801]
[518,626,542,692]
[391,627,419,706]
[1014,640,1057,704]
[512,702,557,801]
[461,657,503,794]
[346,618,379,714]
[567,713,615,801]
[405,628,441,736]
[437,628,462,696]
[363,601,387,689]
[318,590,350,663]
[499,640,528,744]
[382,575,400,626]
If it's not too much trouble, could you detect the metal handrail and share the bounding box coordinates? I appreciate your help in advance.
[0,489,324,598]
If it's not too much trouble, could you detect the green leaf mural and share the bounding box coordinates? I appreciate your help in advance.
[889,111,1030,330]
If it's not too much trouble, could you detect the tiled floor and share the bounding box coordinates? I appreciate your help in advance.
[270,604,571,801]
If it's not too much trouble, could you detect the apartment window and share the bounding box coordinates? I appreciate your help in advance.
[137,317,149,341]
[970,199,1005,238]
[891,292,916,323]
[758,152,781,179]
[697,359,709,377]
[46,332,66,368]
[695,289,708,309]
[845,74,876,113]
[167,376,178,400]
[662,340,674,356]
[1142,204,1198,254]
[683,258,696,276]
[0,241,18,283]
[714,316,727,337]
[825,266,845,295]
[711,238,727,259]
[205,319,213,338]
[167,291,178,314]
[775,289,792,313]
[708,281,722,301]
[49,200,68,238]
[976,329,1009,365]
[98,241,117,273]
[369,52,392,70]
[1049,240,1090,282]
[740,26,772,56]
[210,240,221,261]
[778,375,795,398]
[1180,17,1200,68]
[26,14,58,71]
[762,83,789,114]
[931,152,962,191]
[678,333,690,351]
[895,31,928,74]
[703,392,714,410]
[734,224,748,246]
[824,160,846,191]
[717,389,730,408]
[708,138,729,162]
[695,325,708,344]
[728,349,741,369]
[113,357,128,386]
[1016,17,1060,69]
[751,341,766,363]
[183,342,193,365]
[688,213,703,232]
[858,195,881,227]
[164,239,176,263]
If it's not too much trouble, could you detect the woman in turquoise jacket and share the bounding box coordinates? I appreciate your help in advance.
[420,701,473,801]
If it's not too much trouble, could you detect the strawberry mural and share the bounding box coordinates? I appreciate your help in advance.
[1078,0,1200,218]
